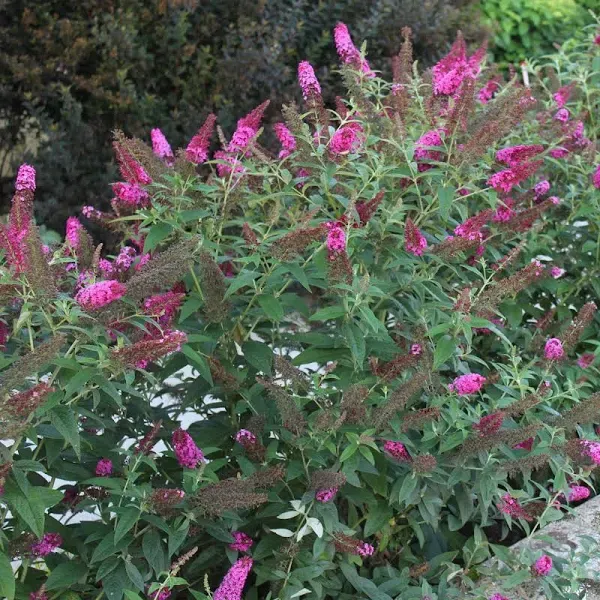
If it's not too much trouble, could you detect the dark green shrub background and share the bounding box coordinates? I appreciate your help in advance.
[0,0,480,232]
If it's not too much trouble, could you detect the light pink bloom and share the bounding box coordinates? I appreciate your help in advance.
[227,125,256,154]
[326,222,346,254]
[75,280,127,310]
[235,429,257,446]
[151,128,174,165]
[577,353,595,368]
[549,196,561,205]
[554,108,570,123]
[273,123,296,159]
[316,487,338,502]
[356,542,375,557]
[534,180,550,197]
[172,428,204,469]
[544,338,564,360]
[532,555,552,576]
[298,61,321,100]
[568,485,590,502]
[414,128,446,171]
[15,164,36,192]
[448,373,486,396]
[553,85,573,108]
[214,151,245,178]
[410,343,422,356]
[95,458,113,477]
[384,441,411,461]
[581,440,600,464]
[490,595,510,600]
[213,556,253,600]
[550,266,565,278]
[229,531,254,552]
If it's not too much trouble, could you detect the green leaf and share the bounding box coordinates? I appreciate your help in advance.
[91,533,131,564]
[168,521,190,556]
[437,185,454,221]
[364,504,393,537]
[115,507,140,544]
[182,346,213,385]
[502,568,532,589]
[287,264,311,292]
[309,306,347,321]
[433,336,456,369]
[242,341,273,374]
[124,561,145,591]
[144,222,173,253]
[344,322,365,369]
[257,294,284,321]
[0,552,15,600]
[45,561,89,590]
[3,480,46,537]
[50,405,81,458]
[339,563,393,600]
[103,564,130,600]
[143,530,168,574]
[224,271,260,298]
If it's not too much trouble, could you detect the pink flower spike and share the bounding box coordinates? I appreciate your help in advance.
[65,217,83,248]
[532,555,552,576]
[410,343,422,356]
[15,164,36,192]
[297,61,321,100]
[151,128,174,165]
[213,556,253,600]
[333,22,374,77]
[544,338,564,360]
[229,531,254,552]
[534,180,550,197]
[497,493,532,521]
[581,440,600,464]
[172,428,204,469]
[448,373,486,396]
[316,487,338,503]
[95,458,113,477]
[577,353,595,369]
[404,218,427,256]
[496,144,543,167]
[550,266,565,278]
[330,125,362,155]
[186,114,217,165]
[75,280,127,310]
[489,595,510,600]
[273,123,296,159]
[513,437,534,451]
[31,533,62,557]
[473,412,504,436]
[549,196,561,205]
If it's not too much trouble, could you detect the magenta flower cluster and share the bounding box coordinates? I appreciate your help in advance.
[95,458,113,477]
[172,428,204,469]
[384,441,411,461]
[229,531,254,552]
[448,373,486,396]
[544,338,564,360]
[75,280,127,310]
[31,533,62,557]
[316,487,338,503]
[532,555,552,576]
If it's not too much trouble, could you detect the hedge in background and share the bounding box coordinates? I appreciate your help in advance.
[480,0,596,67]
[0,0,480,233]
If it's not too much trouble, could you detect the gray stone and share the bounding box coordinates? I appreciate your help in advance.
[479,495,600,599]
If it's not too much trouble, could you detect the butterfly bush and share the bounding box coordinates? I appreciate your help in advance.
[1,21,600,600]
